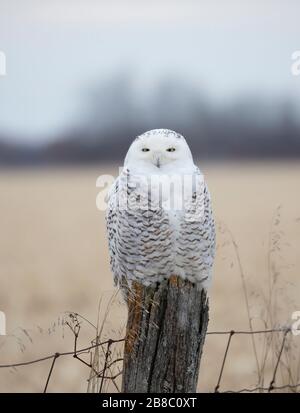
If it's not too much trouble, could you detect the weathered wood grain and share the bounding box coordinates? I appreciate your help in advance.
[122,276,209,393]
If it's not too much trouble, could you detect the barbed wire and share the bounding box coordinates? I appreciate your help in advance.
[0,337,125,393]
[0,324,298,393]
[212,327,296,393]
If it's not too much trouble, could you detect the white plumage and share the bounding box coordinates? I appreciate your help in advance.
[106,129,215,292]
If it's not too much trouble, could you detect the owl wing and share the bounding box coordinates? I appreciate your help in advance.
[176,167,215,288]
[106,167,173,291]
[196,167,215,259]
[106,175,119,286]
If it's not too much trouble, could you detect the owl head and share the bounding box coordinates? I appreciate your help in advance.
[124,129,194,170]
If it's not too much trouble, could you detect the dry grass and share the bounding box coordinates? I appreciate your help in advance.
[0,161,300,392]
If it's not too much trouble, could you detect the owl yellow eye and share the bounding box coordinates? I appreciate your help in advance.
[166,147,176,152]
[142,148,150,152]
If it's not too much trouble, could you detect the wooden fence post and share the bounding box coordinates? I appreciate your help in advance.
[122,275,209,393]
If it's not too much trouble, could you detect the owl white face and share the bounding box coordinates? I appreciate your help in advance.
[124,129,194,170]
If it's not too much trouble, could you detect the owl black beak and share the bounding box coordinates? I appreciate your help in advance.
[153,152,162,168]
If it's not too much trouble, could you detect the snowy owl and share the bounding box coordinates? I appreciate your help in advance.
[106,129,215,293]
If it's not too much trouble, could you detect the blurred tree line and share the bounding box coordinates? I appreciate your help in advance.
[0,75,299,165]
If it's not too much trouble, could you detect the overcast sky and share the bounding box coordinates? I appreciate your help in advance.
[0,0,300,142]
